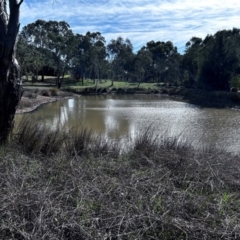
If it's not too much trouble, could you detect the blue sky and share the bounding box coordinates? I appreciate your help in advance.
[20,0,240,53]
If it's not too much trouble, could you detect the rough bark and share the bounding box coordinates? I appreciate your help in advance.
[0,0,23,143]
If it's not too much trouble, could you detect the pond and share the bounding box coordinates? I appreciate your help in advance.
[15,94,240,153]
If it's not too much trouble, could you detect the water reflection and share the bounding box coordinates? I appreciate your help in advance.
[15,94,240,153]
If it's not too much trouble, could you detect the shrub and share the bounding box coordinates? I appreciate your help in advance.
[50,88,59,96]
[41,89,51,96]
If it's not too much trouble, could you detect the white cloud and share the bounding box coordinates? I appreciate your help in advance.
[20,0,240,53]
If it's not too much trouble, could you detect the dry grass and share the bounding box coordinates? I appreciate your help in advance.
[1,120,240,239]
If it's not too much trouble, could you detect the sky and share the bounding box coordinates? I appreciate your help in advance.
[20,0,240,53]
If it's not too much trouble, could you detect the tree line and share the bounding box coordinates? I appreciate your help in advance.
[17,19,240,91]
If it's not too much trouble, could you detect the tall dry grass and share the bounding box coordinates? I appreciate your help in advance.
[1,119,240,239]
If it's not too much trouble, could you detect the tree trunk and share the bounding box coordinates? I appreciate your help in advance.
[0,0,23,143]
[41,73,44,82]
[56,72,65,89]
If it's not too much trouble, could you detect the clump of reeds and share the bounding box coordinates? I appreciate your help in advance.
[1,119,240,239]
[13,118,120,158]
[14,118,65,155]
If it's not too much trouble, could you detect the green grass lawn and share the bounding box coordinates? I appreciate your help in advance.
[23,76,160,92]
[62,79,159,91]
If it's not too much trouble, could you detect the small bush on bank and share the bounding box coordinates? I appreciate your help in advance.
[41,89,51,96]
[24,92,37,99]
[50,88,60,96]
[41,88,59,97]
[2,120,240,239]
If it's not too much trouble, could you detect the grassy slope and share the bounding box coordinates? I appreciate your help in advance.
[1,120,240,239]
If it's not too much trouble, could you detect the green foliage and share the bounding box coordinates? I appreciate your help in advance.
[18,20,75,88]
[230,75,240,89]
[144,40,180,84]
[183,29,240,91]
[107,36,135,85]
[72,32,107,85]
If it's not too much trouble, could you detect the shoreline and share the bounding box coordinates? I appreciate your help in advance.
[16,90,75,114]
[16,87,240,114]
[16,96,68,114]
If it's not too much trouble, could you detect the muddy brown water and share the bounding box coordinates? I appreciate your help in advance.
[15,94,240,153]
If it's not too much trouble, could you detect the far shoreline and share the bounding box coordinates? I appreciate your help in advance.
[16,86,240,114]
[16,89,75,114]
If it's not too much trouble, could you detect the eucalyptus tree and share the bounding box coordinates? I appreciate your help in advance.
[182,29,240,90]
[20,19,48,48]
[45,21,75,88]
[0,0,24,143]
[19,20,75,88]
[107,37,134,86]
[134,47,152,86]
[19,19,50,81]
[196,29,240,90]
[145,40,179,83]
[16,33,31,80]
[181,37,203,87]
[73,32,107,85]
[72,33,89,84]
[86,31,106,84]
[17,32,50,82]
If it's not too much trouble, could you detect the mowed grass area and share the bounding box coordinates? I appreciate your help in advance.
[1,119,240,239]
[23,76,159,91]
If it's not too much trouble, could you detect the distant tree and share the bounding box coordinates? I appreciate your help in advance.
[181,29,240,91]
[17,34,49,82]
[16,33,31,80]
[0,0,24,143]
[71,34,89,84]
[134,47,152,86]
[145,40,179,83]
[72,32,107,85]
[19,20,75,88]
[47,21,75,88]
[18,20,52,81]
[86,31,107,84]
[197,29,240,90]
[181,37,203,87]
[107,37,134,86]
